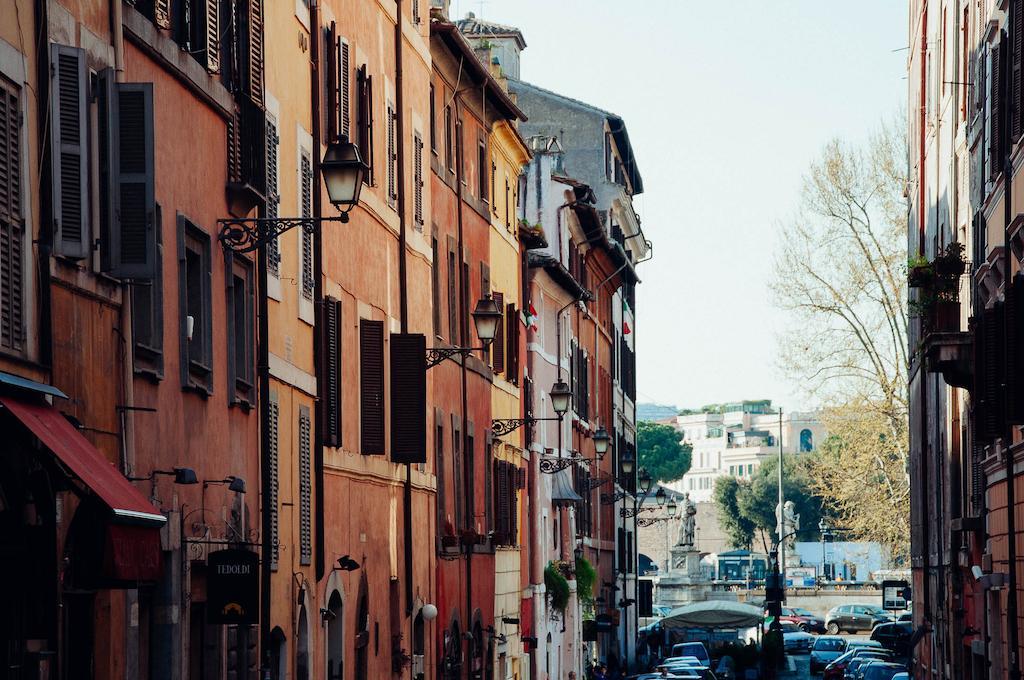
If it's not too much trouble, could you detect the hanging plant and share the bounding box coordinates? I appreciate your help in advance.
[575,556,596,605]
[907,255,932,288]
[932,241,966,281]
[544,562,570,613]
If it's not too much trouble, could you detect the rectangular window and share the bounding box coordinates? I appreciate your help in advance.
[452,417,463,530]
[227,254,255,406]
[492,292,504,374]
[268,396,280,570]
[132,205,164,378]
[429,84,437,153]
[359,319,385,454]
[444,105,453,171]
[435,416,446,547]
[478,140,488,203]
[414,132,424,226]
[447,238,458,342]
[0,76,24,354]
[356,65,374,185]
[178,217,213,393]
[505,302,518,385]
[300,151,313,299]
[387,103,397,206]
[299,406,312,565]
[265,117,281,275]
[431,237,441,337]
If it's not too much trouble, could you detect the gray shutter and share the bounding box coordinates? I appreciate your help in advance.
[387,104,396,204]
[265,117,281,273]
[323,297,342,446]
[340,41,351,139]
[50,45,89,259]
[300,152,313,299]
[360,319,386,454]
[269,398,280,569]
[492,292,504,374]
[390,333,427,464]
[299,406,312,565]
[242,0,265,106]
[325,23,338,142]
[414,133,423,225]
[0,78,23,352]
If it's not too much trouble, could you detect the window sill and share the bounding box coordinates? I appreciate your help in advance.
[134,366,164,384]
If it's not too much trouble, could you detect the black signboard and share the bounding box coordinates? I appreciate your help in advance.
[638,580,654,617]
[582,620,598,641]
[207,549,259,624]
[882,579,909,611]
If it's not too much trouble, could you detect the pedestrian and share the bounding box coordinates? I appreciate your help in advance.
[593,662,608,680]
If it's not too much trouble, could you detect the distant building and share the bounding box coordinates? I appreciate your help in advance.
[665,401,826,502]
[637,403,680,422]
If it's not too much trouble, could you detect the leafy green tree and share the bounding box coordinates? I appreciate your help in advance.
[712,454,823,551]
[637,421,692,483]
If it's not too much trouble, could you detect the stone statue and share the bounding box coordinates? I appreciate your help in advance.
[776,500,800,552]
[676,493,697,547]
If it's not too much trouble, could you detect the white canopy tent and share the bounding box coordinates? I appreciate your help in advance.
[660,601,765,630]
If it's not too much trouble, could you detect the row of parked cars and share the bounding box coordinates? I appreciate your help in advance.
[807,627,913,678]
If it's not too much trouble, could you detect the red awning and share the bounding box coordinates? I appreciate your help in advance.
[1,395,166,526]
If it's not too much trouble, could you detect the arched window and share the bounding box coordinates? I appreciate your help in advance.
[326,591,344,680]
[800,429,813,452]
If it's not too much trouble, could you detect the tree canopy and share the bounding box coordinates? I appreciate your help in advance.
[637,421,692,483]
[712,454,824,552]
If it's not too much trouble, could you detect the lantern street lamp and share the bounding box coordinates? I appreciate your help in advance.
[494,381,573,439]
[655,487,667,507]
[620,447,635,475]
[427,296,504,368]
[592,427,611,456]
[638,468,653,495]
[218,138,365,253]
[667,499,678,517]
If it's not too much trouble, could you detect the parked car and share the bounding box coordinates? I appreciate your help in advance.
[670,642,710,667]
[780,606,827,633]
[781,622,815,653]
[810,636,847,673]
[890,674,910,680]
[896,612,912,622]
[846,640,885,652]
[822,649,892,680]
[825,604,892,634]
[870,621,913,656]
[857,661,909,680]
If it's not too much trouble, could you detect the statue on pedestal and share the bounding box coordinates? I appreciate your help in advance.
[676,493,697,548]
[775,500,800,552]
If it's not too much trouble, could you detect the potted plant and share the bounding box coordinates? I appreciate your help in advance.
[907,255,933,288]
[544,562,570,614]
[932,241,966,280]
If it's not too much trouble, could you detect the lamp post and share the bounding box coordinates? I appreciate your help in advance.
[818,518,830,582]
[426,296,504,368]
[218,138,365,252]
[495,381,572,439]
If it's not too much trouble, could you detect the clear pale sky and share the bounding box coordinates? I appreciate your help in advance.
[452,0,909,412]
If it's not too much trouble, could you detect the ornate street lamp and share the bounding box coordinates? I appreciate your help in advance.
[636,499,678,527]
[638,468,653,495]
[592,427,611,456]
[219,138,365,252]
[620,447,635,475]
[493,380,572,438]
[427,296,503,368]
[655,487,667,507]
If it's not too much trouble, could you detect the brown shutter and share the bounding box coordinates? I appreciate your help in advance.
[1008,275,1024,424]
[484,436,494,533]
[247,0,265,104]
[1014,0,1024,141]
[360,319,386,454]
[325,22,339,143]
[268,398,280,569]
[992,38,1006,178]
[323,297,342,446]
[387,104,396,204]
[300,153,314,299]
[0,78,23,352]
[509,467,519,545]
[390,333,427,464]
[340,41,351,139]
[50,45,89,259]
[494,459,508,545]
[414,133,424,225]
[980,304,1003,440]
[447,237,457,342]
[299,406,312,565]
[203,0,220,73]
[492,292,505,374]
[506,303,518,384]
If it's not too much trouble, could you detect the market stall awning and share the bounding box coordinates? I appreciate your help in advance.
[660,600,764,630]
[1,395,166,526]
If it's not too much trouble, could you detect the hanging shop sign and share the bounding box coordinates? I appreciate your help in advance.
[207,549,259,624]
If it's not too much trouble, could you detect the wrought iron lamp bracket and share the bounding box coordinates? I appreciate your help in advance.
[619,506,656,518]
[636,516,672,527]
[601,490,628,505]
[425,346,479,369]
[588,474,612,491]
[538,456,576,474]
[218,215,347,253]
[492,415,561,437]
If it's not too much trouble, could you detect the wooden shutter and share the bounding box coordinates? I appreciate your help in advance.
[991,39,1006,178]
[323,297,342,446]
[242,0,265,105]
[325,23,339,143]
[506,303,518,384]
[0,77,23,352]
[414,133,424,225]
[509,465,519,545]
[340,41,351,139]
[1008,276,1024,424]
[387,104,396,204]
[268,398,280,569]
[484,437,494,533]
[300,152,313,299]
[360,320,386,454]
[265,117,281,274]
[103,80,157,280]
[1014,0,1024,141]
[356,66,374,183]
[390,333,427,464]
[50,45,89,259]
[447,237,457,342]
[494,460,508,545]
[154,0,171,29]
[492,292,505,374]
[435,415,446,542]
[980,303,1004,440]
[204,0,220,73]
[299,406,312,565]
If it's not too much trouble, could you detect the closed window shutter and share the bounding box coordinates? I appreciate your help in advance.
[387,104,396,205]
[505,302,517,384]
[480,264,490,363]
[360,319,386,454]
[50,46,89,259]
[325,23,339,142]
[447,238,457,342]
[435,417,446,544]
[323,297,342,446]
[301,152,314,299]
[980,303,1004,440]
[414,133,424,226]
[509,465,518,545]
[492,292,504,373]
[484,438,494,533]
[1014,0,1024,141]
[242,0,265,105]
[204,0,220,73]
[0,77,23,352]
[105,81,157,280]
[299,407,312,565]
[269,399,280,569]
[991,39,1006,178]
[265,118,281,274]
[1007,276,1024,424]
[493,459,506,545]
[390,333,427,464]
[340,41,351,139]
[154,0,171,29]
[570,342,579,411]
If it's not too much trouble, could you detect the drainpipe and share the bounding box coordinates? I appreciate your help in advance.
[311,0,326,583]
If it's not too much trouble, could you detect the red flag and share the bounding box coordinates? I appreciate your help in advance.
[623,321,631,335]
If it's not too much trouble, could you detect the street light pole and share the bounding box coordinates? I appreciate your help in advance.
[777,408,785,590]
